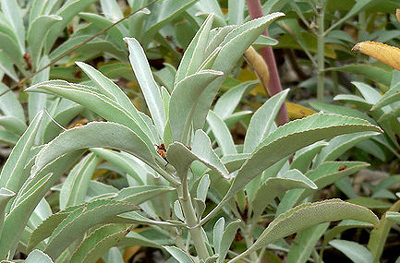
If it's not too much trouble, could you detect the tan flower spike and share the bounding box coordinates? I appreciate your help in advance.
[352,41,400,71]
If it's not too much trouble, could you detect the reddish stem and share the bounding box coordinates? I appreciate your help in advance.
[246,0,289,125]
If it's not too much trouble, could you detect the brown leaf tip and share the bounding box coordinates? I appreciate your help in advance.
[352,43,361,52]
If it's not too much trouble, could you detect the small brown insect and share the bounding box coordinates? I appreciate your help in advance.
[175,46,184,54]
[338,166,347,171]
[156,143,167,160]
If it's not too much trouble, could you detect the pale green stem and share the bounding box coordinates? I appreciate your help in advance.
[243,224,258,262]
[177,183,210,260]
[316,4,326,102]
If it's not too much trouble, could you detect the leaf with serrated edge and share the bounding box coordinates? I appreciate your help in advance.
[70,224,128,263]
[44,200,137,259]
[0,111,43,193]
[227,114,381,199]
[244,199,378,255]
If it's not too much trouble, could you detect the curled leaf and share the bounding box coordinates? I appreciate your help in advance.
[352,41,400,71]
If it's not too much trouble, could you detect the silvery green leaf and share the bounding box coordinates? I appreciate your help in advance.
[0,188,15,236]
[192,13,285,132]
[212,217,225,254]
[217,220,240,263]
[243,200,378,256]
[277,161,369,215]
[125,37,166,136]
[0,83,25,122]
[127,8,150,39]
[330,240,373,263]
[228,0,244,25]
[0,0,25,52]
[0,116,27,135]
[175,14,214,83]
[207,110,236,156]
[100,0,123,21]
[0,111,43,193]
[163,246,195,263]
[69,223,128,263]
[27,15,62,68]
[78,12,125,48]
[251,169,317,221]
[314,132,379,166]
[213,81,258,119]
[197,174,210,202]
[45,0,97,52]
[31,122,157,178]
[60,153,99,209]
[169,70,223,143]
[25,249,54,263]
[43,200,136,259]
[26,81,155,147]
[0,50,18,81]
[244,89,289,153]
[290,141,328,173]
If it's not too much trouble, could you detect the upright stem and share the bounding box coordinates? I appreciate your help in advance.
[246,0,289,126]
[316,3,325,102]
[177,183,210,260]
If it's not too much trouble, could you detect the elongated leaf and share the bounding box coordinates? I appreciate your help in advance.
[28,201,106,252]
[116,185,175,204]
[330,240,373,263]
[368,201,400,263]
[277,161,369,215]
[0,116,27,135]
[0,111,43,193]
[70,224,128,263]
[217,220,240,263]
[45,0,97,51]
[251,169,317,220]
[287,223,329,263]
[125,38,166,136]
[314,132,378,166]
[75,62,139,117]
[192,130,228,178]
[291,142,328,173]
[244,199,378,255]
[26,82,154,146]
[27,15,62,68]
[321,220,374,254]
[228,0,244,25]
[207,110,236,155]
[372,83,400,110]
[26,249,54,263]
[3,151,83,258]
[1,0,25,52]
[44,200,137,259]
[169,70,224,142]
[192,13,284,132]
[175,14,214,83]
[60,153,99,209]
[32,122,157,178]
[244,89,289,153]
[163,246,194,263]
[227,114,381,200]
[204,26,236,58]
[0,31,24,71]
[213,217,225,254]
[213,80,258,119]
[0,83,25,121]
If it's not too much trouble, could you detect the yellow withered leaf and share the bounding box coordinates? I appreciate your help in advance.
[352,41,400,71]
[396,9,400,23]
[286,102,316,120]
